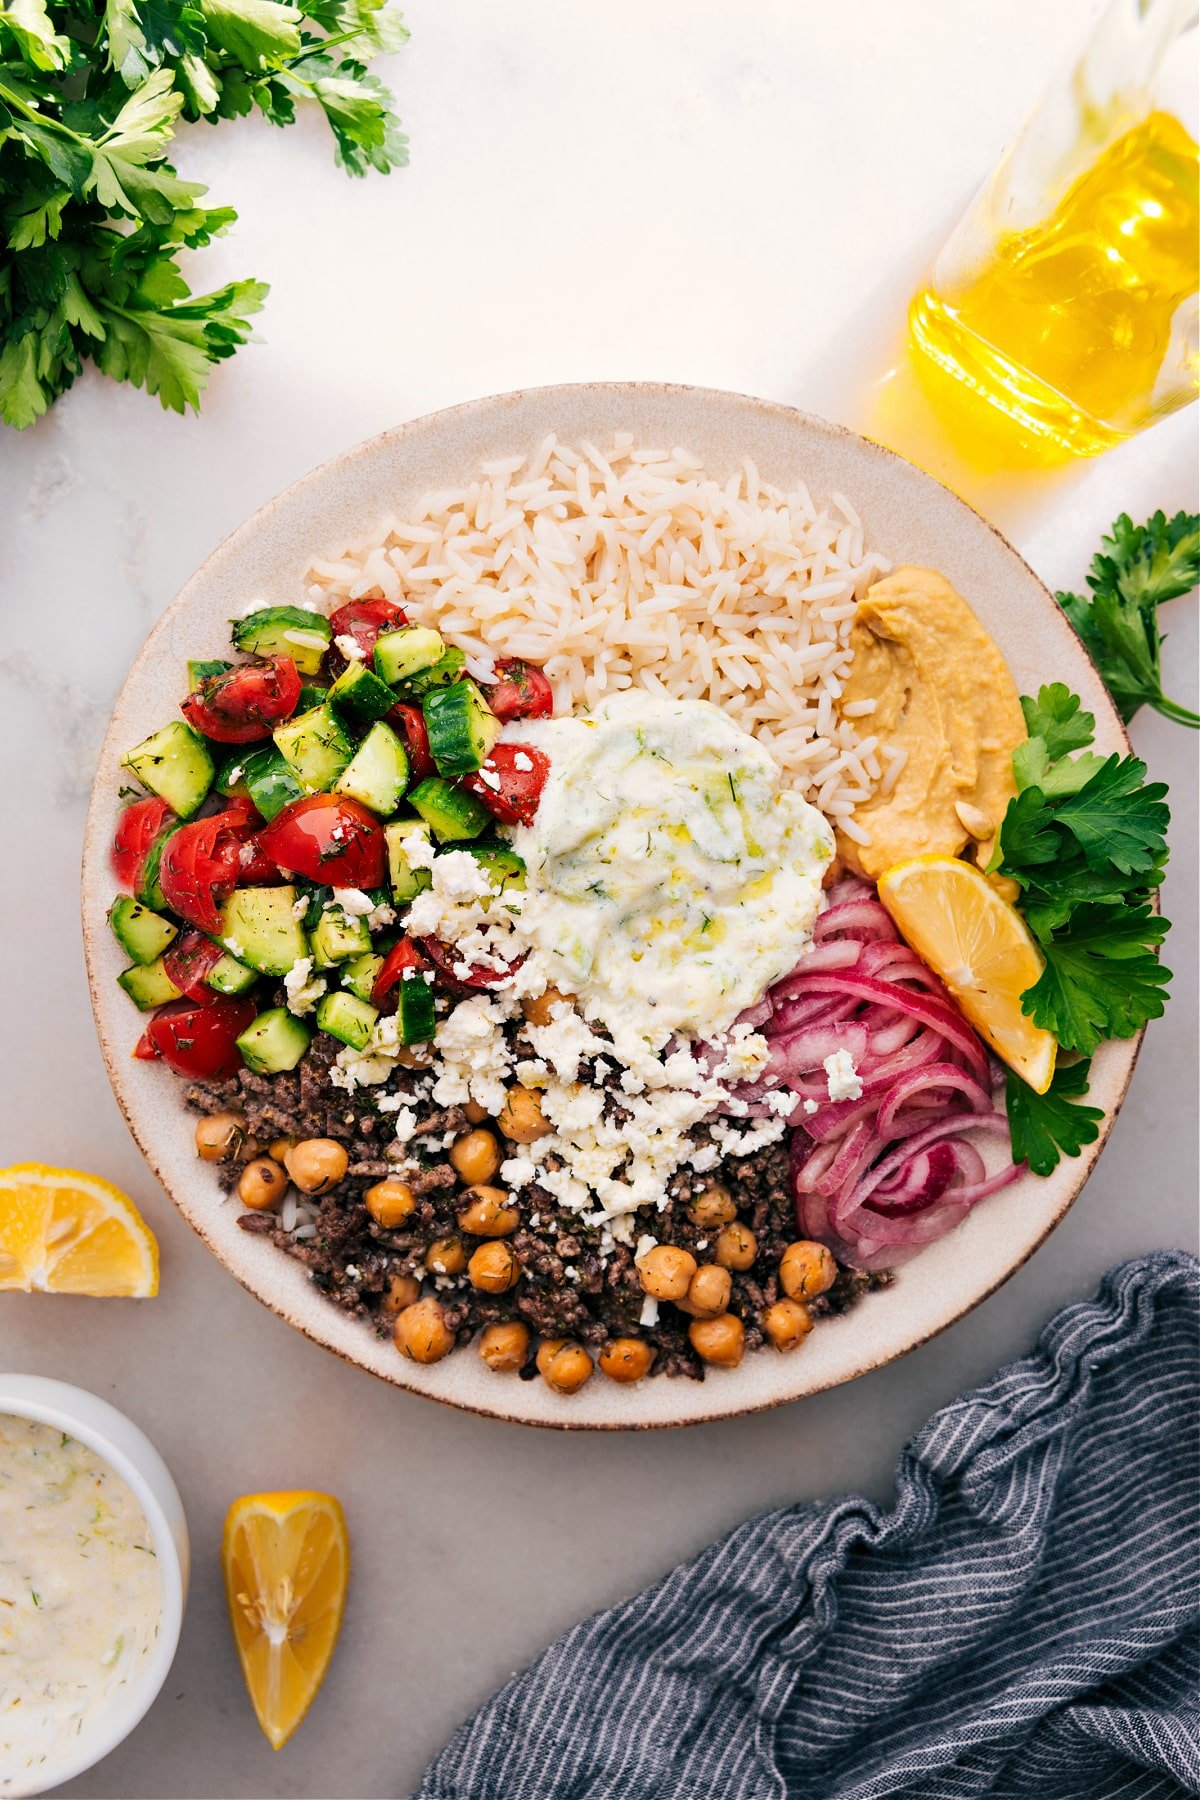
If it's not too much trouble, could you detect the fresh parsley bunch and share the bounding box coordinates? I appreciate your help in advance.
[994,683,1173,1174]
[1058,511,1199,728]
[0,0,408,427]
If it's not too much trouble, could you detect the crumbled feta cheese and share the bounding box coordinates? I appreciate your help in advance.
[223,937,244,958]
[291,896,310,921]
[283,956,327,1016]
[392,1106,419,1143]
[803,1098,820,1116]
[334,887,374,917]
[764,1088,796,1117]
[635,1234,658,1263]
[225,765,244,786]
[500,1155,537,1189]
[639,1294,659,1327]
[396,826,437,871]
[334,633,366,661]
[715,1029,771,1082]
[824,1048,863,1103]
[513,751,534,772]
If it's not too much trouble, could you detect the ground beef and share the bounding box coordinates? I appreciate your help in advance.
[184,1033,887,1381]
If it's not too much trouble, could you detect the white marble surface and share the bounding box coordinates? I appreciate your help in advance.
[1,3,1196,1795]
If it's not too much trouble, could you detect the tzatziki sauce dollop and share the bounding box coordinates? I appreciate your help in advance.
[0,1414,161,1798]
[507,691,835,1044]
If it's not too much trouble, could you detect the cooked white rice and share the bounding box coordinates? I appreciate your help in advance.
[306,434,891,839]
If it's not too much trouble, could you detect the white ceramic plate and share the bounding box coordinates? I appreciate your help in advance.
[82,384,1136,1430]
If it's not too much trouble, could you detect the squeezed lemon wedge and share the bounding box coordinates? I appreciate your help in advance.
[0,1162,159,1295]
[223,1491,349,1751]
[877,855,1057,1094]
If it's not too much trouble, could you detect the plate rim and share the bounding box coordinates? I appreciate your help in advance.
[81,380,1139,1431]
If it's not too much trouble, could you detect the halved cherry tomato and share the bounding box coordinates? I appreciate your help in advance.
[329,598,408,670]
[112,796,174,890]
[146,995,258,1079]
[258,793,387,888]
[159,814,245,934]
[387,701,435,782]
[163,930,226,1002]
[370,937,429,1007]
[212,795,279,885]
[133,1028,161,1060]
[462,744,550,827]
[418,935,523,990]
[486,659,553,722]
[181,657,301,744]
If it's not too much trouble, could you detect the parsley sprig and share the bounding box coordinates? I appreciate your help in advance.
[1058,511,1199,728]
[0,0,408,426]
[992,683,1173,1172]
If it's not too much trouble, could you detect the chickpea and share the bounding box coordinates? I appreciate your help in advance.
[780,1240,837,1302]
[497,1086,552,1144]
[636,1244,697,1303]
[425,1236,466,1276]
[688,1313,745,1369]
[679,1264,732,1320]
[195,1111,247,1163]
[536,1338,593,1394]
[714,1221,757,1272]
[236,1158,288,1210]
[762,1297,814,1352]
[457,1185,520,1238]
[464,1100,488,1125]
[468,1241,521,1294]
[284,1137,349,1195]
[598,1338,656,1384]
[393,1298,453,1363]
[689,1182,736,1229]
[268,1136,293,1164]
[380,1272,422,1316]
[522,986,571,1029]
[365,1179,416,1228]
[449,1128,502,1186]
[478,1321,530,1372]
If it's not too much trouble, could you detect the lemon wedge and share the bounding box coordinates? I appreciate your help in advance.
[0,1163,159,1295]
[877,855,1057,1094]
[223,1491,349,1751]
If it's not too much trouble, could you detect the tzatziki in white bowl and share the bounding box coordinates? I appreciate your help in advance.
[0,1376,187,1799]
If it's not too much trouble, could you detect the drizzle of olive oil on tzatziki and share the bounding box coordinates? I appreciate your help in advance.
[507,692,835,1047]
[0,1415,161,1798]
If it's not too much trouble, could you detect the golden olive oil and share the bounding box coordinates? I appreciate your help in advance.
[909,111,1199,457]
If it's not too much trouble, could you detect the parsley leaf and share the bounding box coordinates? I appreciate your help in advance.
[1,0,408,425]
[1006,1059,1104,1177]
[1022,901,1171,1055]
[1019,684,1096,761]
[1058,511,1199,728]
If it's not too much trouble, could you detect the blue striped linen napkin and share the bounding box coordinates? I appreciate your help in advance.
[417,1250,1199,1800]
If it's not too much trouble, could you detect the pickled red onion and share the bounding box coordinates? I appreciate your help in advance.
[744,879,1022,1270]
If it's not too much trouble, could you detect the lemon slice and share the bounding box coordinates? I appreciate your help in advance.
[0,1163,159,1295]
[223,1491,349,1751]
[877,855,1057,1094]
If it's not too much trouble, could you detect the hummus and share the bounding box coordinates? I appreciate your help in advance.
[837,566,1025,880]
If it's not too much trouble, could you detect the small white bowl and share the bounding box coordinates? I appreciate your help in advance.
[0,1375,189,1798]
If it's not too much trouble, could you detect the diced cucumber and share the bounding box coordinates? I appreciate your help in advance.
[122,722,214,819]
[136,821,183,912]
[373,625,445,686]
[232,606,332,676]
[467,843,526,898]
[409,776,490,843]
[405,647,467,693]
[328,662,396,724]
[214,751,252,799]
[220,886,307,977]
[108,896,178,965]
[299,681,331,712]
[117,956,182,1011]
[206,950,258,996]
[422,680,501,777]
[236,1007,312,1075]
[189,658,231,689]
[334,721,409,816]
[315,990,379,1051]
[310,903,373,969]
[341,952,384,1004]
[385,819,433,902]
[396,969,436,1044]
[273,703,354,793]
[238,745,304,822]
